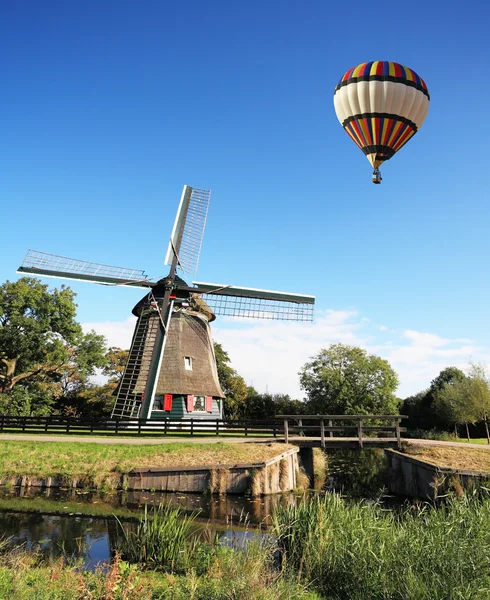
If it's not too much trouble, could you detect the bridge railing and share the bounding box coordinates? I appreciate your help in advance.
[276,415,408,448]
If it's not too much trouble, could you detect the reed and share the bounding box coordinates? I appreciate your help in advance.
[114,504,204,572]
[272,492,490,599]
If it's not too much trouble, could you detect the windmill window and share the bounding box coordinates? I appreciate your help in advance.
[193,396,206,412]
[152,395,164,411]
[184,357,193,370]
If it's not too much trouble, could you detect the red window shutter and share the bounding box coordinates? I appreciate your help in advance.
[186,395,194,412]
[205,396,213,413]
[163,394,173,412]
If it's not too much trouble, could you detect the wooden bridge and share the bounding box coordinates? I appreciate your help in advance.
[277,415,407,450]
[0,414,407,449]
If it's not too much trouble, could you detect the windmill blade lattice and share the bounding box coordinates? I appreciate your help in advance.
[192,282,315,321]
[165,186,211,276]
[202,293,314,321]
[18,250,153,288]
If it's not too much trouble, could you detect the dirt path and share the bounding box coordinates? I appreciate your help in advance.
[0,433,488,449]
[406,439,490,450]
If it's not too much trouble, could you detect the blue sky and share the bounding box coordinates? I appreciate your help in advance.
[2,0,490,399]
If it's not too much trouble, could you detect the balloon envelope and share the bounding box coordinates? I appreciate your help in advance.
[333,61,430,169]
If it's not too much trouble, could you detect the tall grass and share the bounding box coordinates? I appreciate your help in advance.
[273,493,490,599]
[114,504,205,572]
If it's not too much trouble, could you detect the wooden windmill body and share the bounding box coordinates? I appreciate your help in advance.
[18,185,315,422]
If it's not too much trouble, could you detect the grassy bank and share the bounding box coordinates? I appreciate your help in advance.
[404,444,490,472]
[0,537,317,600]
[0,440,292,488]
[273,493,490,599]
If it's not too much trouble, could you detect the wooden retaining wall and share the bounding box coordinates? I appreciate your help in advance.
[386,449,490,499]
[0,448,299,497]
[125,448,299,496]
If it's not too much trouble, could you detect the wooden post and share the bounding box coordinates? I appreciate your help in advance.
[115,419,119,435]
[284,419,289,443]
[190,418,194,436]
[329,419,333,438]
[395,419,401,449]
[216,420,220,436]
[298,419,303,437]
[320,419,325,447]
[358,419,363,448]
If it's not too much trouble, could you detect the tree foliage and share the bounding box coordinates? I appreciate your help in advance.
[434,363,490,442]
[102,347,129,383]
[0,278,108,415]
[401,367,468,432]
[299,344,400,415]
[213,341,249,419]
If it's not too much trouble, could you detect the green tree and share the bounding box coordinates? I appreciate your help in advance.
[464,363,490,443]
[0,278,107,414]
[429,364,490,442]
[102,347,129,382]
[401,367,467,432]
[56,346,129,419]
[272,393,305,416]
[213,341,250,419]
[299,344,400,415]
[433,378,473,437]
[243,392,305,419]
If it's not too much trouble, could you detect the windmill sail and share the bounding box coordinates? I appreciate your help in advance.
[18,250,154,288]
[164,186,211,276]
[192,281,315,321]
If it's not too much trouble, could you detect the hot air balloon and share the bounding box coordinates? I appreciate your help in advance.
[333,61,430,184]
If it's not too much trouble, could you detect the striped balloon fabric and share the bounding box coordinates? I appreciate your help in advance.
[333,61,430,171]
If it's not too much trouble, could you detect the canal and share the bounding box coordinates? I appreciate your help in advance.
[0,449,394,569]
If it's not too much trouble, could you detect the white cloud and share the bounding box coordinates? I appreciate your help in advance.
[82,309,490,401]
[82,316,136,349]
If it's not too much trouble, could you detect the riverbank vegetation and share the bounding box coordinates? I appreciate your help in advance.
[273,493,490,599]
[0,440,292,488]
[2,494,490,599]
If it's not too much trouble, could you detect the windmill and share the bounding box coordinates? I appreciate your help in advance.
[18,185,315,422]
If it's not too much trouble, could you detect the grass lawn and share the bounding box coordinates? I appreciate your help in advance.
[404,445,490,472]
[0,440,292,488]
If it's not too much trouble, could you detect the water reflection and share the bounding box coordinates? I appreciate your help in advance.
[0,485,302,526]
[0,512,110,570]
[324,449,390,498]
